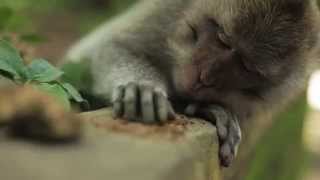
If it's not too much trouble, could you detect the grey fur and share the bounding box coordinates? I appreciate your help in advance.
[64,0,320,166]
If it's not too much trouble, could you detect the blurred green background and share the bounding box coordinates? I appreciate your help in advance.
[0,0,137,62]
[0,1,319,180]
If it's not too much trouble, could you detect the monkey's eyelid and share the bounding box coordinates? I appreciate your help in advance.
[207,18,229,34]
[217,31,232,49]
[207,18,220,27]
[186,22,198,42]
[207,18,232,49]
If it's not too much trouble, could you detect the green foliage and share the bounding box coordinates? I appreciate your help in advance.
[0,0,137,42]
[0,0,68,11]
[60,60,93,92]
[0,40,25,80]
[60,82,85,103]
[0,5,45,45]
[0,6,13,31]
[26,59,64,83]
[19,33,46,44]
[0,5,26,32]
[0,40,85,110]
[34,83,71,110]
[245,96,308,180]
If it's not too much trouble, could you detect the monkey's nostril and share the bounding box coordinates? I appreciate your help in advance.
[200,70,216,87]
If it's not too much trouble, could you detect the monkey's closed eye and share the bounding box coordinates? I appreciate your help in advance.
[217,31,232,50]
[207,18,232,50]
[187,23,199,42]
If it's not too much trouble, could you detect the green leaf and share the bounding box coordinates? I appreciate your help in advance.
[60,82,85,103]
[26,59,64,82]
[0,40,25,80]
[0,7,13,31]
[33,83,71,111]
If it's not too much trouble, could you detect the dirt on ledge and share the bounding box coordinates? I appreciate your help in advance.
[80,110,194,141]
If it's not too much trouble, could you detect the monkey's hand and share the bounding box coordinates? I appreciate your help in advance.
[185,104,241,167]
[112,82,175,124]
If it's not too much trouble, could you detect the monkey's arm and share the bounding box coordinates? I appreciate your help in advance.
[91,46,175,123]
[64,27,177,122]
[64,1,178,123]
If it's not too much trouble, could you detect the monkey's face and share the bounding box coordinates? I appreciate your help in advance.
[169,0,318,102]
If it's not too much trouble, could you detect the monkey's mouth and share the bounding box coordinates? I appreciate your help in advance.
[198,68,218,89]
[182,63,212,87]
[180,64,221,101]
[193,78,213,91]
[185,83,222,103]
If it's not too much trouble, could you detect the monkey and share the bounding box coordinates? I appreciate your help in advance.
[63,0,320,167]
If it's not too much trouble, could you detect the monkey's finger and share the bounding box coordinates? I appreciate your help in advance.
[140,86,156,124]
[220,117,241,167]
[219,143,234,167]
[219,134,239,167]
[112,85,125,118]
[207,106,229,141]
[155,92,175,123]
[123,83,139,121]
[216,119,228,141]
[228,117,242,156]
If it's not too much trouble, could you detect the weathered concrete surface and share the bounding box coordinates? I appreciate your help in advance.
[0,108,221,180]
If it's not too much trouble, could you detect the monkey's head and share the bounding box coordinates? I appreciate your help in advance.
[169,0,319,102]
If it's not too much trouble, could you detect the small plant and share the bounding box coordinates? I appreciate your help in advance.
[0,40,85,110]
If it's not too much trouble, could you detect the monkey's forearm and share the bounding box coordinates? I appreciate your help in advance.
[89,45,169,100]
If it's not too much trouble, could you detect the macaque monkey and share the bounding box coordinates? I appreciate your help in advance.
[62,0,320,167]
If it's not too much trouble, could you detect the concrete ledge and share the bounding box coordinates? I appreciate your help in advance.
[0,108,221,180]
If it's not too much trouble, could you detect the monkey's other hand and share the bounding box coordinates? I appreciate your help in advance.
[112,83,175,124]
[185,104,241,167]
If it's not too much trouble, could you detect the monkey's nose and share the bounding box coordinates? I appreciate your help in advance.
[199,69,216,87]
